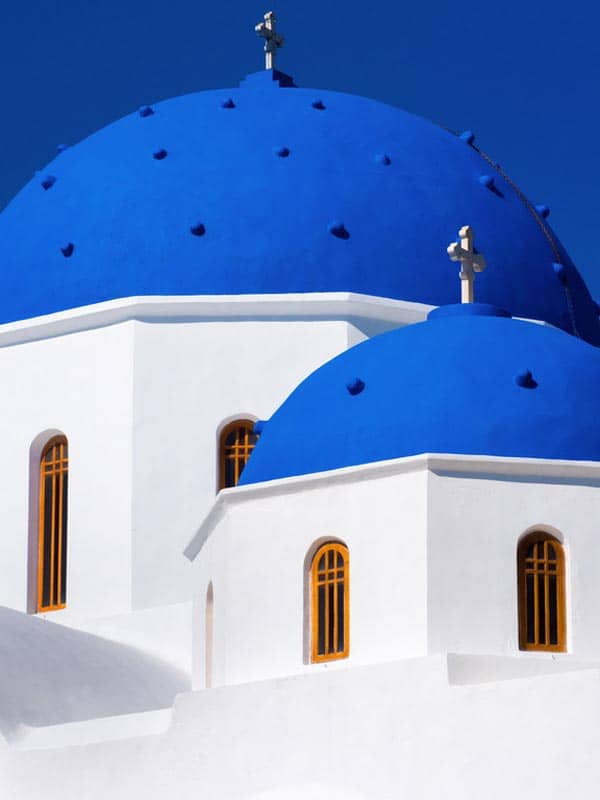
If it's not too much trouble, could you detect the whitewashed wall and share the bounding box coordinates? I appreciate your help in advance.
[427,460,600,657]
[5,656,600,800]
[191,467,428,688]
[191,455,600,689]
[130,318,356,610]
[0,322,134,617]
[0,313,359,675]
[0,293,425,626]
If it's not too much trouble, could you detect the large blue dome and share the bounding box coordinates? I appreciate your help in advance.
[240,304,600,484]
[0,69,598,342]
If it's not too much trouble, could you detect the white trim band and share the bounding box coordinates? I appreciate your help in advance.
[184,452,600,560]
[0,293,433,348]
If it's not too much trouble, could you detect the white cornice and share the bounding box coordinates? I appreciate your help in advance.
[0,293,434,348]
[184,453,600,560]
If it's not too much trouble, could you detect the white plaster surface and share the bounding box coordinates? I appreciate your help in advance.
[130,317,356,609]
[0,322,134,617]
[3,656,600,799]
[191,468,428,688]
[11,708,173,751]
[245,785,370,800]
[2,290,600,798]
[426,460,600,657]
[59,600,194,676]
[0,296,398,624]
[0,607,188,744]
[0,293,431,349]
[190,453,600,689]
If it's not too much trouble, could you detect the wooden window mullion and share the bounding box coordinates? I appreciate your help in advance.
[518,533,565,652]
[49,465,57,608]
[536,564,540,647]
[57,462,64,607]
[37,472,46,612]
[543,543,550,648]
[219,420,258,490]
[311,543,349,663]
[37,437,68,612]
[324,567,330,655]
[332,575,338,655]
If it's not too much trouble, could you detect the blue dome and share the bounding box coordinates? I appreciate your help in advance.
[0,69,598,343]
[240,304,600,484]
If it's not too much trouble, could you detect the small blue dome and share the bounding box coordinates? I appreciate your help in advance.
[0,70,598,343]
[240,305,600,484]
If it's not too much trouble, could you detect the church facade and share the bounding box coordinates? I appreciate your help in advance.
[2,15,600,798]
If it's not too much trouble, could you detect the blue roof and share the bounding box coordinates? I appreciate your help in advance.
[0,70,598,343]
[239,304,600,484]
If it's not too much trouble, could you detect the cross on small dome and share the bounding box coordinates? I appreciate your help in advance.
[255,11,284,70]
[447,225,487,304]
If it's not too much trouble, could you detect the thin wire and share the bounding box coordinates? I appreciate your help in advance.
[444,127,581,337]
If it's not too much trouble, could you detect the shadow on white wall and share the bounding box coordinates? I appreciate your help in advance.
[245,783,369,800]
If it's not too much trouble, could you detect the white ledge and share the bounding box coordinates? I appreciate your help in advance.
[184,452,600,560]
[0,293,434,348]
[9,707,173,751]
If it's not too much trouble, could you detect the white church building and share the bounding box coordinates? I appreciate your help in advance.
[2,12,600,798]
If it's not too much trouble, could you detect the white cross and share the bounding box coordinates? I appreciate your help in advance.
[447,225,487,304]
[255,11,284,70]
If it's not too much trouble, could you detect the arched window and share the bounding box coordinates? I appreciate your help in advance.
[218,419,258,489]
[311,542,349,662]
[38,436,69,612]
[518,532,566,652]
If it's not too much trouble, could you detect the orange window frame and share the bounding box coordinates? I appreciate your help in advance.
[518,532,566,652]
[37,435,69,612]
[311,542,349,663]
[218,419,258,490]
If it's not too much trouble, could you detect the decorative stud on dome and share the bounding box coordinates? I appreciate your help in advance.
[346,377,365,396]
[255,11,284,70]
[535,204,551,219]
[515,369,538,389]
[447,225,487,304]
[479,174,495,189]
[41,175,57,190]
[190,222,206,237]
[328,220,350,240]
[553,262,568,285]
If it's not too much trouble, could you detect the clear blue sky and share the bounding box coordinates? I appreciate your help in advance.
[2,0,599,295]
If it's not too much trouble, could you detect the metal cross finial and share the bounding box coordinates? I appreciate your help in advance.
[447,225,487,304]
[255,11,284,70]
